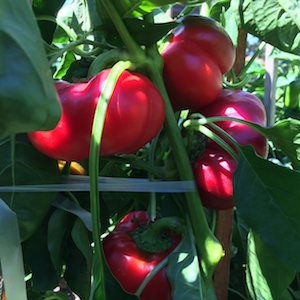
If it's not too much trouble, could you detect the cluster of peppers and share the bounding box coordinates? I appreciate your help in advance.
[162,16,268,210]
[26,14,268,300]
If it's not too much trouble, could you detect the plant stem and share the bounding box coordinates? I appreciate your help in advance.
[185,115,267,137]
[89,60,132,300]
[100,0,145,62]
[146,58,223,283]
[98,3,223,290]
[148,136,159,221]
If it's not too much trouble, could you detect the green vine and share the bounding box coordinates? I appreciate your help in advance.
[89,60,132,300]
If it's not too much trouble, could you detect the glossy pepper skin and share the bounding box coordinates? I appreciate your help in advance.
[199,89,268,158]
[28,70,165,161]
[162,16,235,111]
[193,148,236,210]
[103,211,181,300]
[193,90,268,210]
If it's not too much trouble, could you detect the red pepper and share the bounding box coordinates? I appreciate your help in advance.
[193,148,237,210]
[28,70,165,161]
[200,89,268,158]
[103,211,181,300]
[162,16,235,111]
[193,89,268,210]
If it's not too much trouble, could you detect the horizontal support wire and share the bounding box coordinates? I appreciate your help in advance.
[0,176,196,193]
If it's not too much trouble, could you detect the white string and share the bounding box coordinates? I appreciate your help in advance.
[0,176,196,193]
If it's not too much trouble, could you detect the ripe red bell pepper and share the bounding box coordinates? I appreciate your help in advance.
[103,211,181,300]
[162,16,236,111]
[193,148,237,210]
[193,89,268,210]
[28,70,165,161]
[200,89,268,158]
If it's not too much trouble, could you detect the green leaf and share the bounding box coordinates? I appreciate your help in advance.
[260,118,300,169]
[48,209,73,275]
[64,238,91,300]
[52,196,92,231]
[33,0,65,43]
[209,0,231,22]
[53,0,91,42]
[233,146,300,272]
[53,51,76,79]
[246,231,295,300]
[0,0,61,137]
[0,135,61,241]
[240,0,300,55]
[23,218,58,291]
[127,19,177,46]
[0,200,27,300]
[105,19,177,47]
[71,218,93,273]
[167,229,203,300]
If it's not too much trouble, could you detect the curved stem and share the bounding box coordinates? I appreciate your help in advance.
[190,125,239,161]
[100,0,145,62]
[36,15,77,41]
[239,42,266,79]
[89,60,132,300]
[186,115,267,136]
[49,39,106,65]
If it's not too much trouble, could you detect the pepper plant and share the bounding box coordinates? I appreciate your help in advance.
[1,1,300,300]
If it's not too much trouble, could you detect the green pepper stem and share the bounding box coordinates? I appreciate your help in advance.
[89,60,132,300]
[146,55,224,281]
[186,115,267,137]
[97,4,223,287]
[100,0,145,62]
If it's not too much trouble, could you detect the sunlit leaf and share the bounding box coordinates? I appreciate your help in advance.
[233,147,300,271]
[246,231,295,300]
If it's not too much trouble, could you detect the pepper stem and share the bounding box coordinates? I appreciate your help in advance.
[131,217,184,253]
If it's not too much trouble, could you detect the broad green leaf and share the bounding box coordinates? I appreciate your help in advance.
[23,219,58,291]
[209,0,231,22]
[233,146,300,271]
[0,200,27,300]
[104,19,177,47]
[0,135,61,241]
[64,239,91,300]
[43,291,69,300]
[224,118,300,169]
[167,230,203,300]
[0,0,61,137]
[70,219,92,299]
[246,231,295,300]
[260,118,300,169]
[52,196,92,231]
[126,19,177,46]
[240,0,300,55]
[71,218,93,273]
[48,209,73,275]
[111,0,196,18]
